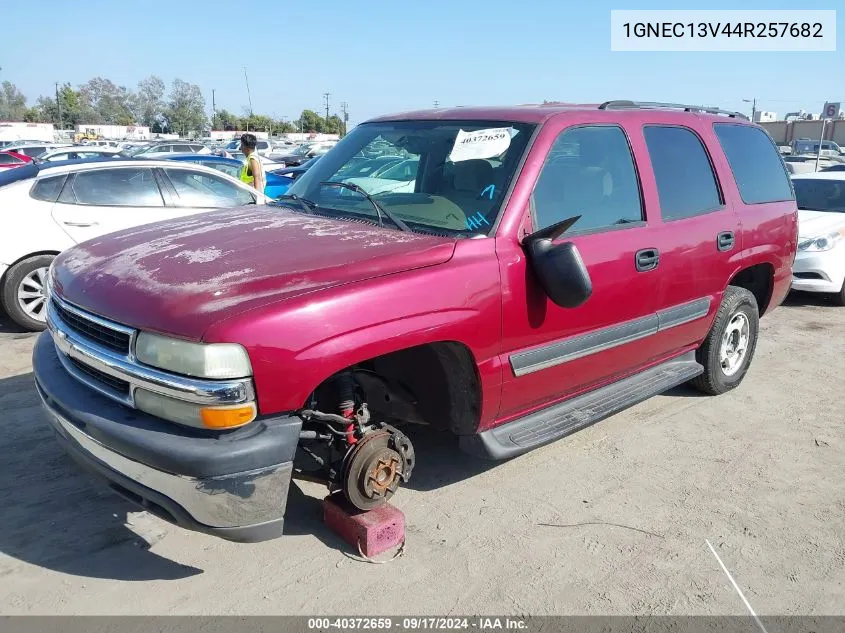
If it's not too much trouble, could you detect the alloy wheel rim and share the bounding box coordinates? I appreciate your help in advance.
[719,312,750,377]
[17,267,49,322]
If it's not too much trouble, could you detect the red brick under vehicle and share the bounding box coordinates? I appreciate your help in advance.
[32,101,798,541]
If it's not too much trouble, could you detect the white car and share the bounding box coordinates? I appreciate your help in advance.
[135,142,212,159]
[5,143,72,158]
[0,159,266,331]
[790,171,845,304]
[37,146,126,162]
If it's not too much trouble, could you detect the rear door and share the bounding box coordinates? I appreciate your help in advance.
[51,166,174,242]
[636,122,741,358]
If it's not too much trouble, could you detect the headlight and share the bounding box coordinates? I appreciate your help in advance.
[134,331,252,379]
[798,230,844,252]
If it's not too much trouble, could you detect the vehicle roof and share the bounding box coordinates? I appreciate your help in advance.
[791,171,845,180]
[166,153,239,165]
[365,103,752,125]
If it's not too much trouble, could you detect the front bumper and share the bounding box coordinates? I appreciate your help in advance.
[791,249,845,293]
[33,332,302,542]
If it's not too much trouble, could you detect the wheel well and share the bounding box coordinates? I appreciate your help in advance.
[729,263,774,316]
[310,342,483,435]
[0,251,60,288]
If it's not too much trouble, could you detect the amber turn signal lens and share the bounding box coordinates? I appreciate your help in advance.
[200,404,257,429]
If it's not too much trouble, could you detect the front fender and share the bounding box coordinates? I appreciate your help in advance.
[204,239,504,426]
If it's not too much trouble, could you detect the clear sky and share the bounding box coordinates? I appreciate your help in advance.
[1,0,841,127]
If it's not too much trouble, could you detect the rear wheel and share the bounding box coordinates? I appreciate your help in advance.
[1,255,54,332]
[689,286,759,395]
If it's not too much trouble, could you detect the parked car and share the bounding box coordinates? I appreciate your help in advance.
[0,151,33,170]
[33,101,797,543]
[270,142,334,166]
[782,155,844,174]
[164,153,294,199]
[134,142,211,159]
[36,146,128,162]
[6,143,71,158]
[791,138,844,157]
[0,158,265,331]
[789,172,845,304]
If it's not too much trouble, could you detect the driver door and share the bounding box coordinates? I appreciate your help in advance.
[497,121,664,419]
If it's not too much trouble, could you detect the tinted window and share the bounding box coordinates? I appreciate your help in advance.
[30,175,67,202]
[257,141,269,150]
[69,168,164,206]
[713,124,794,204]
[0,154,21,164]
[532,125,643,233]
[644,126,722,221]
[19,147,47,157]
[202,161,241,179]
[792,179,845,213]
[163,168,254,207]
[174,145,194,152]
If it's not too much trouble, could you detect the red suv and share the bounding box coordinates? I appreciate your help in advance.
[33,101,798,542]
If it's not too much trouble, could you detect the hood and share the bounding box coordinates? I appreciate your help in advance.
[797,210,845,239]
[53,206,456,340]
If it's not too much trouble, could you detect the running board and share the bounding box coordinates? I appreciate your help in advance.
[459,352,703,460]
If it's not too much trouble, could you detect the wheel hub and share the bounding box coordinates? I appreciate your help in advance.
[719,312,750,377]
[341,426,415,511]
[17,266,50,322]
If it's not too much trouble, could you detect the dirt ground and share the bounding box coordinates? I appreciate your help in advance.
[0,291,843,616]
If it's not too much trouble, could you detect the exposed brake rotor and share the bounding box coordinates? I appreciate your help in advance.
[341,425,415,511]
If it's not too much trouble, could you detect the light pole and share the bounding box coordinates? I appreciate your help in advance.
[55,82,63,131]
[742,98,757,122]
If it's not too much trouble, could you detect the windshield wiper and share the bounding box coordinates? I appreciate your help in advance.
[273,193,318,215]
[319,181,412,233]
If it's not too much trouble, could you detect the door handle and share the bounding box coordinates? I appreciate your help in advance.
[717,231,735,252]
[63,221,99,227]
[635,248,660,272]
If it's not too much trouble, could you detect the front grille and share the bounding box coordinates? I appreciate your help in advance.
[54,301,131,354]
[68,357,131,396]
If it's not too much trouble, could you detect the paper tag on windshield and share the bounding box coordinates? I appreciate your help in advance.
[449,127,513,162]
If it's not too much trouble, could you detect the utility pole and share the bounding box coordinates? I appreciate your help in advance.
[323,92,331,123]
[211,88,217,130]
[55,82,63,131]
[743,97,757,122]
[340,101,348,136]
[243,67,253,116]
[433,99,440,108]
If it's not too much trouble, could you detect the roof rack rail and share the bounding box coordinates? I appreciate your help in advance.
[598,100,748,120]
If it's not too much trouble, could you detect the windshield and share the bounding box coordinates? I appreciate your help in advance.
[793,178,845,213]
[286,120,535,236]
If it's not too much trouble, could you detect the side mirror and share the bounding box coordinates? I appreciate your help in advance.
[523,216,592,308]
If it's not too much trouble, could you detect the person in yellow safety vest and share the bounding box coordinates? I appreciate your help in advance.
[239,133,265,195]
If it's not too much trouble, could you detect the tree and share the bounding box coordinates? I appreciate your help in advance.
[0,81,28,121]
[299,109,323,133]
[135,75,165,128]
[79,77,135,125]
[215,108,239,130]
[36,83,92,127]
[163,79,207,136]
[22,107,39,122]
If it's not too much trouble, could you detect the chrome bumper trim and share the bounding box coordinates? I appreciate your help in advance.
[46,298,255,408]
[39,395,291,529]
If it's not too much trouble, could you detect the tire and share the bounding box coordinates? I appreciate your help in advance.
[1,255,55,332]
[689,286,760,396]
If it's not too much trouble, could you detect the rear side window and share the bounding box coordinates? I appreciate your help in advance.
[66,168,164,206]
[30,175,68,202]
[644,126,722,221]
[713,124,794,204]
[0,154,22,165]
[19,147,46,157]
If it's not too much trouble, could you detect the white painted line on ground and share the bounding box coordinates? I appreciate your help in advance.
[706,538,769,633]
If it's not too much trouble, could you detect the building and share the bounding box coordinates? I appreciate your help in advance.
[752,111,777,123]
